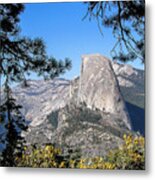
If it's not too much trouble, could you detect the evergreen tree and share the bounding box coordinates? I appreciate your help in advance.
[0,4,71,166]
[0,4,71,83]
[0,78,27,166]
[84,1,145,63]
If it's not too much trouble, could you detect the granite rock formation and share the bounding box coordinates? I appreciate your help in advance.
[1,54,144,157]
[77,54,131,130]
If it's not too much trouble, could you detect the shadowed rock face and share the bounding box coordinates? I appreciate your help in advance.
[78,54,131,130]
[7,54,144,157]
[111,60,145,135]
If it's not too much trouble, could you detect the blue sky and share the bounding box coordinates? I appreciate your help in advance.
[20,2,144,80]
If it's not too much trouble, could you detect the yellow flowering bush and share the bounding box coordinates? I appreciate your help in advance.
[73,157,116,169]
[15,135,145,169]
[15,144,63,168]
[104,134,145,170]
[69,134,145,170]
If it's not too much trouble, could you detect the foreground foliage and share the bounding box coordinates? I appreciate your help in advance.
[15,134,145,170]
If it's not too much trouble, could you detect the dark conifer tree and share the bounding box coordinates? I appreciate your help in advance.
[84,1,145,63]
[0,4,71,166]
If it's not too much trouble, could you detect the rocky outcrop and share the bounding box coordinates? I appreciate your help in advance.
[52,103,131,157]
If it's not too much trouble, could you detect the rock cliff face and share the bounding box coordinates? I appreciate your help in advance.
[78,54,131,130]
[7,54,144,157]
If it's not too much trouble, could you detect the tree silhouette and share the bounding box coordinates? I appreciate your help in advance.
[84,1,145,63]
[0,4,71,83]
[0,4,71,166]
